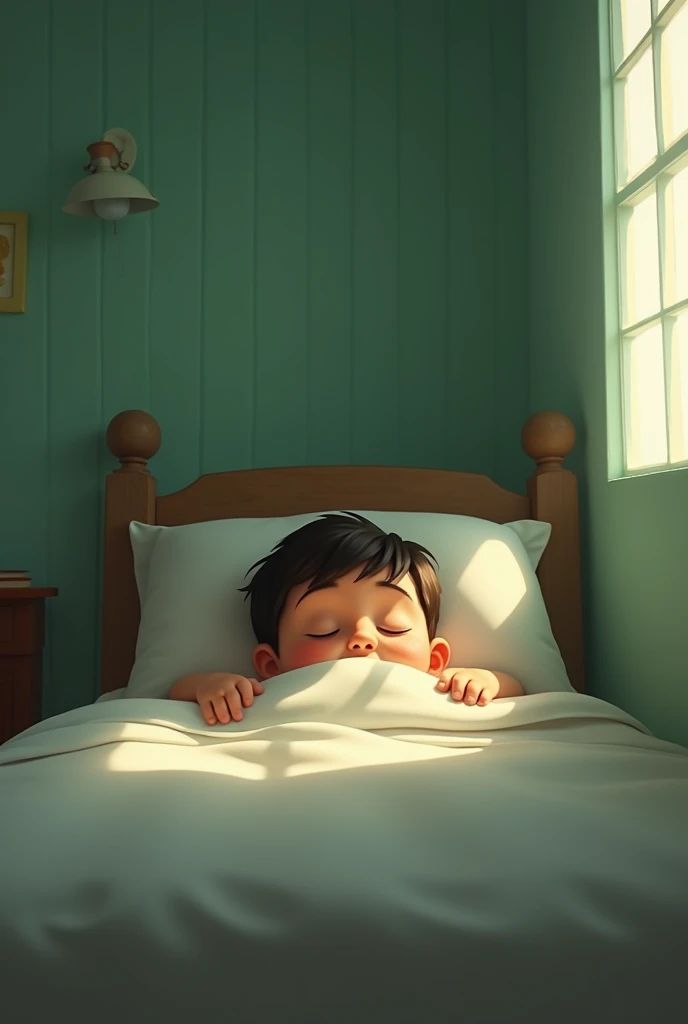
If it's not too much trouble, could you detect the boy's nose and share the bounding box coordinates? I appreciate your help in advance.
[347,622,378,654]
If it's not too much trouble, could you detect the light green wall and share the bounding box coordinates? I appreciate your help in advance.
[527,0,688,748]
[1,0,529,717]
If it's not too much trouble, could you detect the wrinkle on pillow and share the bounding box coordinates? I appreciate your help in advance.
[126,511,572,700]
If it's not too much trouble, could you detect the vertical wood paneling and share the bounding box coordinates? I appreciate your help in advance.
[398,0,447,469]
[351,0,400,464]
[0,0,530,719]
[493,0,530,491]
[254,0,309,468]
[202,0,256,474]
[446,1,496,475]
[46,0,104,716]
[148,0,204,493]
[101,0,152,427]
[1,1,50,588]
[305,0,352,464]
[95,0,153,696]
[307,0,354,465]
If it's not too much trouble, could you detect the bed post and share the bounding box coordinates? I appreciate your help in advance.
[521,411,585,693]
[101,411,161,695]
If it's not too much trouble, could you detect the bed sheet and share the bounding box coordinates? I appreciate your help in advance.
[0,659,686,1024]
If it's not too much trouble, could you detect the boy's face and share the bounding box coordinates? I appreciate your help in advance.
[253,565,450,680]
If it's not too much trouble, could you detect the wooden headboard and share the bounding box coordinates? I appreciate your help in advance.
[100,409,584,696]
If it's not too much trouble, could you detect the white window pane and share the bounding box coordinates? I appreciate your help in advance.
[664,164,688,306]
[624,323,668,469]
[661,0,688,148]
[619,0,651,59]
[622,47,658,182]
[668,309,688,463]
[620,189,661,326]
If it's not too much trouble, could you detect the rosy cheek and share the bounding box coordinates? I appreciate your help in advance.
[284,638,339,671]
[383,635,429,666]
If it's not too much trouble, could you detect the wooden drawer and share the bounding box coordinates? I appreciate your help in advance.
[0,657,41,745]
[0,590,56,743]
[0,671,13,746]
[0,601,44,656]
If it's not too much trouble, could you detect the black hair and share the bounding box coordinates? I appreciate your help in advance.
[239,512,441,653]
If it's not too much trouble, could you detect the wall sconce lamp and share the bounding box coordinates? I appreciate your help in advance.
[62,128,159,231]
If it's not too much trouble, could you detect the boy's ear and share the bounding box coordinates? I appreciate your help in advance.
[253,643,281,680]
[427,637,451,677]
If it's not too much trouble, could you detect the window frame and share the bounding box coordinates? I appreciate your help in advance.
[609,0,688,477]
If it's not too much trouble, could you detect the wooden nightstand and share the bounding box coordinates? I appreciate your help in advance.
[0,588,57,744]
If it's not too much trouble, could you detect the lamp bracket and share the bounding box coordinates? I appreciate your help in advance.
[101,128,137,172]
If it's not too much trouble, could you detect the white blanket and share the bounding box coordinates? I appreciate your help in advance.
[1,659,687,1024]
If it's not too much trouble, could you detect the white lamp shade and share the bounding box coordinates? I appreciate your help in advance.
[63,168,159,217]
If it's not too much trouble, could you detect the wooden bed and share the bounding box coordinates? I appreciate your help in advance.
[100,409,584,697]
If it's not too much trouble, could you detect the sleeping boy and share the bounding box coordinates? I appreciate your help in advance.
[169,512,525,725]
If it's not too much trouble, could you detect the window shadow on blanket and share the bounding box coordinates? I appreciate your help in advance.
[103,658,514,782]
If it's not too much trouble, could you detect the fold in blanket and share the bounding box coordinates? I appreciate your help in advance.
[0,659,680,769]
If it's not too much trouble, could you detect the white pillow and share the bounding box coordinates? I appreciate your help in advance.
[126,511,573,699]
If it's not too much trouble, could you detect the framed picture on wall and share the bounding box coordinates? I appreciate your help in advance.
[0,211,28,314]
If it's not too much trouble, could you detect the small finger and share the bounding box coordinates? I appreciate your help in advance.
[463,681,481,705]
[226,689,244,722]
[235,677,255,708]
[251,678,265,695]
[212,697,231,724]
[201,700,217,725]
[451,680,466,702]
[477,690,490,706]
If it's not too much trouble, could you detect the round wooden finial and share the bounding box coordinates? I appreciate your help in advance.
[521,410,575,471]
[106,410,161,471]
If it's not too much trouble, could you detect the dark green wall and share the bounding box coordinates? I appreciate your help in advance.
[1,0,529,717]
[527,0,688,748]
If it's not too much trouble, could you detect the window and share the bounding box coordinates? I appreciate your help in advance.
[610,0,688,473]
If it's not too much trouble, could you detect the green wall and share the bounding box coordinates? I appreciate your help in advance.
[527,0,688,748]
[1,0,529,717]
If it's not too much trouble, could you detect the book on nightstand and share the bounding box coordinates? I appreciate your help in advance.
[0,570,32,588]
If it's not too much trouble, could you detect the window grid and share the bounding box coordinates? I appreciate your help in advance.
[611,0,688,474]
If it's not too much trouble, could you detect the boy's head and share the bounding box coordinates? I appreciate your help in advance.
[240,512,450,680]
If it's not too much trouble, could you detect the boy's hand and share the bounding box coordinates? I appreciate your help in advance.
[435,667,502,707]
[189,673,264,725]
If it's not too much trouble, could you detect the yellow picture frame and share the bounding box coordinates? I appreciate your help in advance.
[0,211,28,313]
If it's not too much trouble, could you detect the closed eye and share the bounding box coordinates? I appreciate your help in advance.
[305,627,411,638]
